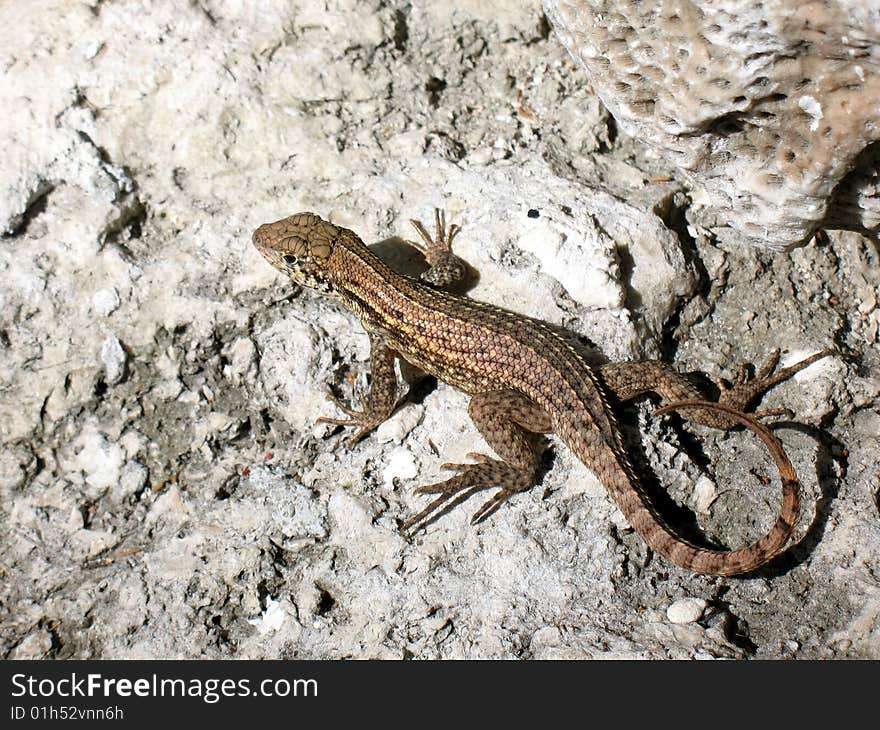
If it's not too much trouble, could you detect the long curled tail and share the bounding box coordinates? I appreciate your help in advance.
[646,400,800,576]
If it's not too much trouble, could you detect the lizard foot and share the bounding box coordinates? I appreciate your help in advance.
[400,453,534,534]
[405,208,468,290]
[718,347,836,415]
[405,208,461,261]
[316,392,381,446]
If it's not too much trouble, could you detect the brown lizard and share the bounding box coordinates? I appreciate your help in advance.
[252,209,834,576]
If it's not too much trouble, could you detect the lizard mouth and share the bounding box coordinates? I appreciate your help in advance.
[251,227,280,267]
[252,226,270,251]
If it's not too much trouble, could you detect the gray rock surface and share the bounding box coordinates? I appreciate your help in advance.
[544,0,880,249]
[1,0,878,659]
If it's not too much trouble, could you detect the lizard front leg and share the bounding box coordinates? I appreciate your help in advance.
[600,348,835,430]
[317,333,401,445]
[401,390,552,534]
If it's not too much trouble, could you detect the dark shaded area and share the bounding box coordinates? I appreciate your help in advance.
[4,183,54,238]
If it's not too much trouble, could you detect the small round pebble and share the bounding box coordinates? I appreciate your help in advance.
[667,597,708,624]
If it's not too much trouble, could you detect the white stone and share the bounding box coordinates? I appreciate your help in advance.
[248,597,287,635]
[92,287,120,316]
[100,334,126,385]
[229,337,256,379]
[517,215,621,310]
[375,405,423,444]
[117,461,148,500]
[74,430,126,495]
[667,598,708,625]
[382,447,419,487]
[692,476,718,515]
[544,0,880,249]
[798,96,823,132]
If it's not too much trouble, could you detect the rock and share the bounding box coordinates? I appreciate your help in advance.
[229,336,256,381]
[116,461,148,501]
[382,446,419,487]
[100,334,126,385]
[0,0,871,663]
[247,596,288,635]
[544,0,880,249]
[692,476,718,515]
[667,598,708,625]
[92,287,120,316]
[73,428,126,497]
[9,629,53,659]
[375,405,423,444]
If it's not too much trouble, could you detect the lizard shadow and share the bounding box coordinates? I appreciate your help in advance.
[610,404,842,576]
[606,396,737,552]
[530,328,744,552]
[371,237,480,294]
[519,324,843,574]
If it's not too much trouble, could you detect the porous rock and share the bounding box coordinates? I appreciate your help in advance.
[544,0,880,249]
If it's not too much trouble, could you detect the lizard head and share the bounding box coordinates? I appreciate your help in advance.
[252,212,341,294]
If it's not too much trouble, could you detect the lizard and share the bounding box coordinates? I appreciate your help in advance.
[252,209,834,576]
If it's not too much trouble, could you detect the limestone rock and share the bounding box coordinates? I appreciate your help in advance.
[544,0,880,249]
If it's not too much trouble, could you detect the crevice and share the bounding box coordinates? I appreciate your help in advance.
[4,182,55,238]
[823,140,880,236]
[315,585,336,616]
[425,76,447,108]
[653,191,712,359]
[392,7,408,52]
[101,198,148,254]
[712,602,758,654]
[523,13,553,45]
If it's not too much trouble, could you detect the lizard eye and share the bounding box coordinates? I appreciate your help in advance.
[282,254,298,266]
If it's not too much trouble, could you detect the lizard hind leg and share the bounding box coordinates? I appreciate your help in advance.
[599,348,836,431]
[400,390,552,534]
[405,208,469,291]
[717,348,836,415]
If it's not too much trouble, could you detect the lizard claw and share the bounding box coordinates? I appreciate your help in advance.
[400,484,482,536]
[406,208,461,259]
[404,209,469,290]
[718,348,835,412]
[720,349,780,392]
[469,488,519,524]
[319,391,367,419]
[401,455,534,535]
[660,348,835,431]
[316,392,380,446]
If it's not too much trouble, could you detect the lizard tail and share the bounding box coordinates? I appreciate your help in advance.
[626,401,800,576]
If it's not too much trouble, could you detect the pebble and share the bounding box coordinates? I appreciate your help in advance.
[375,405,423,443]
[692,475,718,514]
[100,334,126,384]
[667,597,708,624]
[229,337,256,379]
[117,461,148,500]
[92,287,120,316]
[382,446,418,487]
[247,597,287,635]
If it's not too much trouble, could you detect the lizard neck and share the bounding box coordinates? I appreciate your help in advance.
[329,238,415,325]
